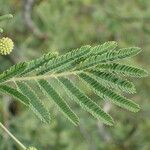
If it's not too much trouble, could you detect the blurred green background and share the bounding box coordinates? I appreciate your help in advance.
[0,0,150,150]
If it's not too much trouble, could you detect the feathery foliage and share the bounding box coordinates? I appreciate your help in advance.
[0,62,27,84]
[97,63,148,77]
[37,45,91,75]
[78,47,141,69]
[16,81,51,123]
[90,41,117,55]
[38,79,79,125]
[58,77,114,125]
[86,69,136,93]
[0,85,29,105]
[0,42,148,126]
[78,73,140,112]
[21,52,58,75]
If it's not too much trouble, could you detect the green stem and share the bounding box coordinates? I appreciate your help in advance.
[0,122,27,150]
[4,70,82,84]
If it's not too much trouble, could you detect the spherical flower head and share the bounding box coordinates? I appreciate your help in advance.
[0,37,14,55]
[27,147,38,150]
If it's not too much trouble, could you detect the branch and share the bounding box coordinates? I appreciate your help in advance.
[0,122,27,150]
[22,0,48,40]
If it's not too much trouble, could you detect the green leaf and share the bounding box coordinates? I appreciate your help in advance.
[0,85,29,105]
[21,52,58,75]
[79,47,141,69]
[55,42,117,73]
[0,62,27,84]
[87,69,136,93]
[37,45,91,75]
[0,42,147,126]
[78,73,140,112]
[58,77,114,126]
[91,41,117,55]
[16,81,51,123]
[38,79,79,125]
[97,63,148,77]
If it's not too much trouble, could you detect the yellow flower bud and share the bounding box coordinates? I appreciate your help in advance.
[0,37,14,55]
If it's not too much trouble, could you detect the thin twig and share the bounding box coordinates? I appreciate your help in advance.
[0,122,27,150]
[23,0,47,39]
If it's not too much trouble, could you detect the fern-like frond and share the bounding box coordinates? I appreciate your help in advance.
[37,79,79,125]
[0,85,29,105]
[87,69,136,93]
[0,42,147,126]
[91,41,117,55]
[16,81,51,123]
[79,47,141,69]
[21,52,58,75]
[0,62,27,84]
[78,73,140,112]
[97,63,148,77]
[54,42,117,73]
[58,77,114,126]
[37,45,91,75]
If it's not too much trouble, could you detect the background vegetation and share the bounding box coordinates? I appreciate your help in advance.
[0,0,150,149]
